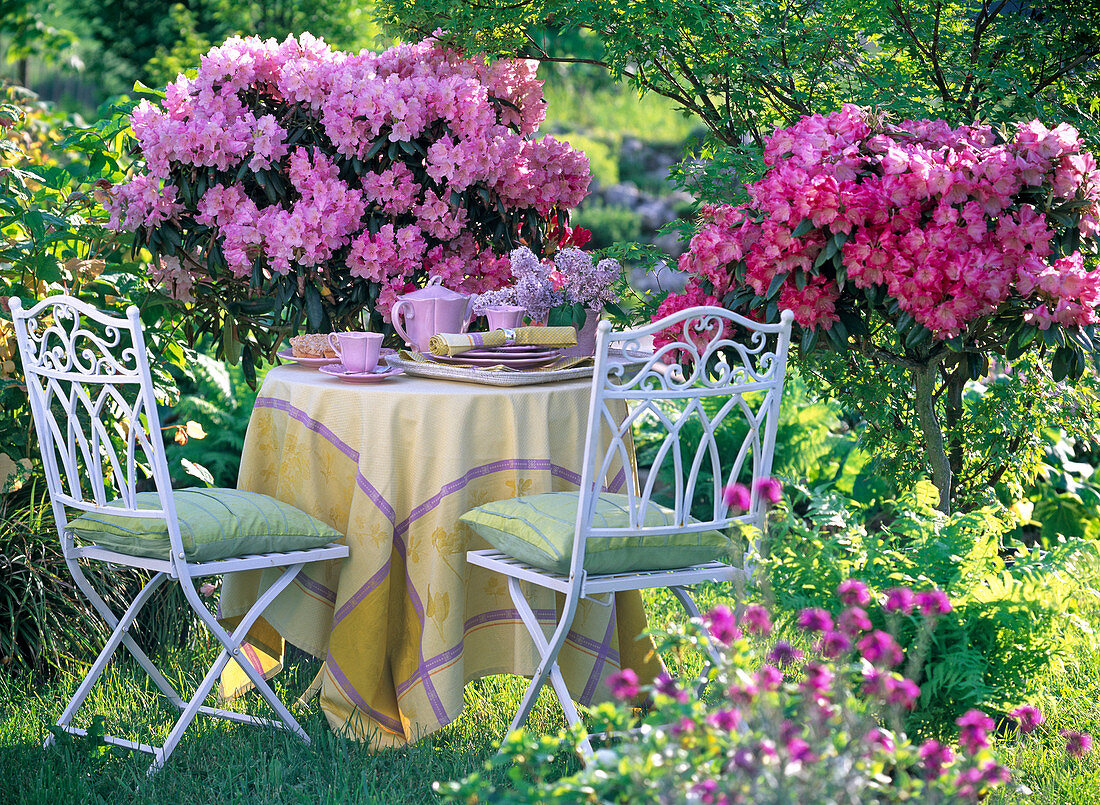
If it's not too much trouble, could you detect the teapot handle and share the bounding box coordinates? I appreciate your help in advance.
[462,297,475,332]
[392,301,414,347]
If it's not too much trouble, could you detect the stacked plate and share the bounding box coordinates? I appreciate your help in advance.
[428,344,563,369]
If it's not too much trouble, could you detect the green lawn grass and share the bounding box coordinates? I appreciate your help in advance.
[2,586,1099,803]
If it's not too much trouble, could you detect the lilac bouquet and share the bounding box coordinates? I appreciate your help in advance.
[475,245,622,325]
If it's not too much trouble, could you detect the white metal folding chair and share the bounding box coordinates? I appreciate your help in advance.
[11,294,349,775]
[464,305,794,757]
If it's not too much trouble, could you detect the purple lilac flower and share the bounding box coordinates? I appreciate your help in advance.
[956,709,994,754]
[705,605,741,645]
[857,630,904,667]
[723,482,751,511]
[918,739,955,778]
[757,664,783,690]
[606,668,638,700]
[916,588,953,615]
[817,630,852,659]
[753,476,783,505]
[1009,704,1044,734]
[741,603,772,636]
[838,606,872,635]
[472,286,516,314]
[797,607,834,633]
[884,587,916,614]
[557,247,621,309]
[768,640,803,668]
[837,578,871,607]
[1063,729,1093,758]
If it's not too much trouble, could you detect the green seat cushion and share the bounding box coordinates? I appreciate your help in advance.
[460,492,730,575]
[68,488,343,562]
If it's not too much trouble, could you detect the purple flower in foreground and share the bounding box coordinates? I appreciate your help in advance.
[753,476,783,505]
[884,587,916,614]
[1009,704,1044,734]
[757,664,783,690]
[838,606,872,636]
[916,588,953,615]
[1063,729,1094,758]
[885,675,921,710]
[817,629,852,659]
[704,605,741,645]
[708,708,741,732]
[865,727,895,753]
[654,671,688,703]
[837,578,871,607]
[956,709,994,754]
[768,640,803,668]
[797,607,834,634]
[607,668,638,700]
[723,482,751,512]
[785,736,815,763]
[919,739,955,779]
[857,630,904,667]
[728,679,758,704]
[800,662,833,696]
[741,603,772,636]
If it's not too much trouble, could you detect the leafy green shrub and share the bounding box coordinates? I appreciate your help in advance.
[762,483,1100,737]
[570,201,642,250]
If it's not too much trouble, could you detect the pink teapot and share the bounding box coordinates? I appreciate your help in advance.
[392,275,474,353]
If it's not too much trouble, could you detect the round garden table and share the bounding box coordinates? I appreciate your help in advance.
[218,363,661,747]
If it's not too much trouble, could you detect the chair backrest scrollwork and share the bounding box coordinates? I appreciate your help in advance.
[11,295,176,530]
[572,305,795,575]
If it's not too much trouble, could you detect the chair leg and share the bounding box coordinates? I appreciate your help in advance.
[64,560,189,708]
[148,562,312,776]
[505,577,593,759]
[45,570,170,749]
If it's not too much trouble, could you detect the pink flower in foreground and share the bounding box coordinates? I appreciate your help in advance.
[916,588,953,615]
[768,641,803,668]
[919,739,955,778]
[838,606,872,635]
[797,607,834,634]
[756,664,783,691]
[606,668,638,700]
[1063,729,1093,758]
[723,482,751,512]
[837,578,871,607]
[704,605,741,645]
[956,709,994,754]
[857,630,904,667]
[817,629,852,659]
[741,603,772,636]
[884,587,916,614]
[1010,704,1044,734]
[753,476,783,505]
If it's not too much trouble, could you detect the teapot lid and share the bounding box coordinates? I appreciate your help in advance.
[397,275,469,301]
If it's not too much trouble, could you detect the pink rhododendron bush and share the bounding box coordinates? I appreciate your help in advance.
[106,33,590,367]
[656,105,1100,511]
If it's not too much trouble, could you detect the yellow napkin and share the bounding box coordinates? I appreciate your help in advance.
[428,326,577,356]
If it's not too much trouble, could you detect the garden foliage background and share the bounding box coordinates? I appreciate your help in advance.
[2,1,1100,802]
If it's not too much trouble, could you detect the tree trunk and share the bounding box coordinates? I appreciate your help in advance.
[914,359,951,513]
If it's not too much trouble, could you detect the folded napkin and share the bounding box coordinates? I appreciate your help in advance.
[428,326,577,357]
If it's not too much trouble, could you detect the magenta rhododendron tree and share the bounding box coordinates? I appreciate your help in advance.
[106,33,590,373]
[657,105,1100,510]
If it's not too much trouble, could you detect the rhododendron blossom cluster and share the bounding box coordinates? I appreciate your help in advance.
[106,32,591,335]
[655,104,1100,356]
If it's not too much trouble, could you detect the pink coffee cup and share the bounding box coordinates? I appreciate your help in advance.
[483,305,526,330]
[328,332,383,374]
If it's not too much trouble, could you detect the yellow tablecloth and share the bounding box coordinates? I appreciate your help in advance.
[219,365,660,747]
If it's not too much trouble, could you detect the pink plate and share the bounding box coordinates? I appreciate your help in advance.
[460,344,554,355]
[428,351,562,369]
[277,347,336,367]
[319,363,404,383]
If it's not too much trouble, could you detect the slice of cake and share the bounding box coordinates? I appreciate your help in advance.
[289,334,336,358]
